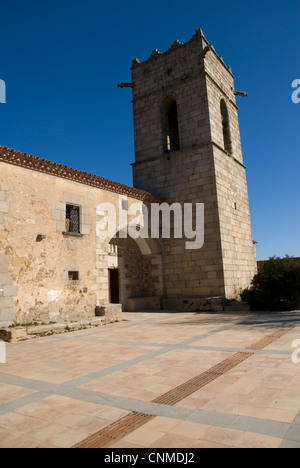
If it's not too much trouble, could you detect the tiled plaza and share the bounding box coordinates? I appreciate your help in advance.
[0,310,299,448]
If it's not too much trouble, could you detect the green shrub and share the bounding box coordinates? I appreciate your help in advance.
[241,256,300,311]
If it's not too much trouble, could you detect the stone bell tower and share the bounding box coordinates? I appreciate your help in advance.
[129,28,257,301]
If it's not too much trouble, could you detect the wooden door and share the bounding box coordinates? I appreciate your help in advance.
[109,269,120,304]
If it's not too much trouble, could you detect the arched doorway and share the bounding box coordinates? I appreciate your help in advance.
[107,228,164,311]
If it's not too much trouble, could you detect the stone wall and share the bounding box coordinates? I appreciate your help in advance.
[0,253,18,327]
[0,162,160,325]
[134,147,225,298]
[0,184,18,326]
[204,47,257,297]
[0,165,100,325]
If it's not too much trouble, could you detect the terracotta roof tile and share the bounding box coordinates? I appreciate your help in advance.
[0,146,164,203]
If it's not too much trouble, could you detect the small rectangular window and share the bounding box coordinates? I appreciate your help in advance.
[68,271,79,281]
[121,199,128,211]
[66,205,80,233]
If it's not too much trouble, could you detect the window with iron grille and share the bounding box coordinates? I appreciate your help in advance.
[66,205,80,234]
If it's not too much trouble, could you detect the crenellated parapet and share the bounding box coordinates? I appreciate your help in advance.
[130,28,233,77]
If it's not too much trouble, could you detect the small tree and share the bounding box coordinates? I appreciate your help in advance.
[241,256,300,311]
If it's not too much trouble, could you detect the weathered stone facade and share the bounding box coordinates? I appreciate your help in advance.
[0,28,257,326]
[0,148,163,326]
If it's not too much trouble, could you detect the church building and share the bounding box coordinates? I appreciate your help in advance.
[0,29,257,326]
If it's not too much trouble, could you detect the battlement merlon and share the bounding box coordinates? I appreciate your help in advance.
[130,28,237,103]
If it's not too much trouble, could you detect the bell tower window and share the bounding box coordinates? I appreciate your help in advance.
[162,97,180,153]
[220,99,232,154]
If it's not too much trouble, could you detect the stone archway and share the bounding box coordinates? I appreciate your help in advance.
[107,229,164,311]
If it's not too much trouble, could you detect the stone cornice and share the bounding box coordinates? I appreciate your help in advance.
[0,146,164,203]
[132,141,246,169]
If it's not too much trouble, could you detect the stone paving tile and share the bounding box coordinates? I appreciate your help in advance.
[3,340,165,385]
[0,394,133,448]
[121,426,169,447]
[0,428,58,448]
[0,398,131,448]
[191,326,276,349]
[284,425,300,443]
[30,423,89,448]
[149,434,206,449]
[280,440,300,448]
[0,311,299,448]
[118,418,284,449]
[176,351,299,424]
[232,432,282,448]
[77,348,234,403]
[0,410,47,434]
[109,440,146,448]
[265,328,300,350]
[119,419,245,449]
[215,403,297,424]
[0,383,37,405]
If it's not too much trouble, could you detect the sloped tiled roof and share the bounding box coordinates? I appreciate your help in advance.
[0,146,163,203]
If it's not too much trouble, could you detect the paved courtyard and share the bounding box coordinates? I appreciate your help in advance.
[0,310,299,448]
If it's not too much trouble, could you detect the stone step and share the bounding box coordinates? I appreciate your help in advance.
[162,296,224,312]
[224,301,250,312]
[0,317,108,343]
[125,297,161,312]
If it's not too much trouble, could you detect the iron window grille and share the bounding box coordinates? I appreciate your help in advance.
[66,205,80,234]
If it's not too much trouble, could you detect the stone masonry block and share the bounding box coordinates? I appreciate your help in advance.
[0,274,13,285]
[0,297,14,308]
[55,202,65,211]
[0,308,16,323]
[0,327,27,343]
[51,209,64,221]
[0,201,9,213]
[56,221,66,232]
[81,225,91,235]
[83,215,93,226]
[62,192,84,206]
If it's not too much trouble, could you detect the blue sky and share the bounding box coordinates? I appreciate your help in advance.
[0,0,299,260]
